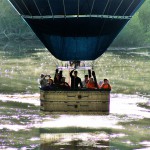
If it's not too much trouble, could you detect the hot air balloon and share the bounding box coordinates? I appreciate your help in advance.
[8,0,145,61]
[8,0,145,113]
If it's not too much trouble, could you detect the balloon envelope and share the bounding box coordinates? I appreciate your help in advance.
[8,0,145,61]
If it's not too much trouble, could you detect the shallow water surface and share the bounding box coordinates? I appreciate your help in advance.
[0,94,149,150]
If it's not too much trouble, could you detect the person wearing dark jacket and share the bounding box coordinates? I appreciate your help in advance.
[70,69,83,89]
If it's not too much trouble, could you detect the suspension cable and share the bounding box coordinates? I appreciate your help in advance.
[47,0,54,19]
[91,61,95,70]
[21,0,32,16]
[113,0,124,16]
[96,0,113,56]
[62,0,66,18]
[11,0,24,14]
[102,0,110,15]
[99,0,112,35]
[77,0,80,17]
[33,0,42,16]
[123,0,135,16]
[90,0,96,17]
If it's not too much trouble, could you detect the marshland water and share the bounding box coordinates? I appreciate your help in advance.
[0,42,150,150]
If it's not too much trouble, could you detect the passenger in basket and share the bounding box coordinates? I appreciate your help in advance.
[40,74,47,89]
[99,80,103,87]
[86,77,97,89]
[54,69,63,86]
[54,73,60,84]
[60,77,70,89]
[82,75,89,88]
[48,78,54,89]
[40,74,53,90]
[70,69,83,89]
[100,79,111,90]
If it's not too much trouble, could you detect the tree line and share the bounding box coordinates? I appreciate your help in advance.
[0,0,150,47]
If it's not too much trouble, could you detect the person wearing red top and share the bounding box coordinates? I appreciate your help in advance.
[100,79,111,90]
[86,78,97,89]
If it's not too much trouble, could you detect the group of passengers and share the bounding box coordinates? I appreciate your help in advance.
[40,69,70,90]
[40,69,111,91]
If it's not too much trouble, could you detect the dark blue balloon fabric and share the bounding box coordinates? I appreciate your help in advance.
[8,0,145,60]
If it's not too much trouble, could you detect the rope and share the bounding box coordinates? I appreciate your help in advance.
[78,0,80,17]
[11,0,24,14]
[15,0,134,19]
[47,0,54,18]
[90,0,96,17]
[123,0,135,16]
[21,0,32,16]
[91,61,95,70]
[99,0,112,34]
[21,0,132,19]
[33,0,42,16]
[102,0,110,15]
[95,0,113,57]
[113,0,124,16]
[62,0,66,18]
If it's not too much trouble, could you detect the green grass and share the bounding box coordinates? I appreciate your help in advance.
[0,47,150,96]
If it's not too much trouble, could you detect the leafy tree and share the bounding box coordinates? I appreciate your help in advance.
[138,0,150,32]
[112,13,144,47]
[112,0,150,47]
[0,0,35,41]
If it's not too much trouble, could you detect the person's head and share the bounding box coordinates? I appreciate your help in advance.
[89,77,94,83]
[99,80,103,86]
[74,70,78,77]
[56,73,60,79]
[48,75,51,78]
[84,75,88,81]
[104,79,108,83]
[40,73,44,78]
[49,78,53,85]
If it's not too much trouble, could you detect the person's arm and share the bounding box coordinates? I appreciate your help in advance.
[59,70,63,82]
[55,69,58,74]
[54,69,58,82]
[92,71,98,89]
[100,83,104,89]
[70,69,75,77]
[88,69,91,78]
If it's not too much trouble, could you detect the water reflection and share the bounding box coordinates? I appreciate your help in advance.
[110,94,150,118]
[0,94,40,149]
[0,94,149,149]
[40,133,109,150]
[39,94,149,149]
